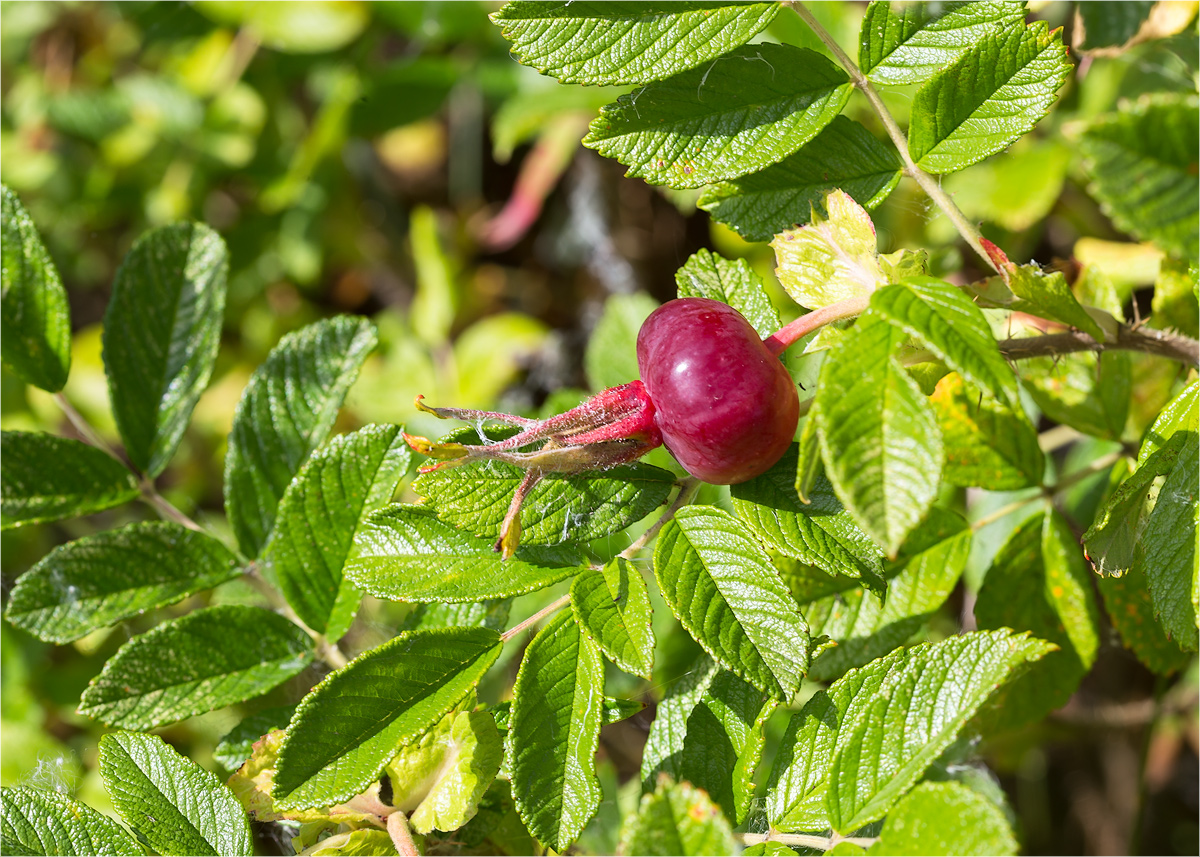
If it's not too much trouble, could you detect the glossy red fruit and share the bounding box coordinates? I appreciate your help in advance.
[636,297,799,484]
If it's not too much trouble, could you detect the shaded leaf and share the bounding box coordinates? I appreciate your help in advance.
[510,612,604,852]
[99,731,252,856]
[0,787,141,857]
[225,316,377,557]
[1,432,138,529]
[1,185,71,391]
[345,504,580,602]
[491,1,780,86]
[618,775,736,857]
[859,0,1028,86]
[273,627,502,810]
[263,424,410,639]
[571,558,655,678]
[654,506,811,698]
[1099,560,1192,675]
[931,374,1044,491]
[584,43,851,188]
[1139,432,1198,645]
[908,21,1071,174]
[102,222,228,476]
[214,705,297,775]
[674,248,780,338]
[585,292,658,391]
[699,115,901,243]
[5,521,240,644]
[78,605,313,730]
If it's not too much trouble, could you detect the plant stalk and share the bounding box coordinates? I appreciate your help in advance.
[739,832,878,850]
[500,593,571,643]
[763,294,870,356]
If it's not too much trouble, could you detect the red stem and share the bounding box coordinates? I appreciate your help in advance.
[762,294,870,357]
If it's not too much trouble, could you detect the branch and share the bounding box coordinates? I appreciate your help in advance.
[500,593,570,643]
[998,326,1200,367]
[785,1,1002,278]
[739,832,879,850]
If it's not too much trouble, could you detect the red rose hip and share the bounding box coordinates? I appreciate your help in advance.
[637,298,799,484]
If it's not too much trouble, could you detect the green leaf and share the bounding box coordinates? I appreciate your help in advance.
[491,1,780,86]
[99,731,252,857]
[826,630,1055,832]
[619,775,737,857]
[640,657,775,825]
[816,314,943,557]
[1139,432,1198,645]
[194,0,367,53]
[5,521,240,644]
[1,185,70,391]
[742,843,799,857]
[1006,266,1106,342]
[943,139,1071,232]
[309,830,397,856]
[674,249,780,338]
[584,43,851,189]
[869,781,1018,856]
[509,612,604,852]
[571,558,655,678]
[345,505,580,602]
[700,115,902,244]
[414,453,674,547]
[975,511,1101,728]
[102,222,228,477]
[403,599,513,633]
[77,605,313,729]
[263,424,410,640]
[655,506,811,698]
[1098,560,1192,675]
[1,431,139,529]
[870,276,1019,407]
[771,189,884,310]
[765,648,908,832]
[908,21,1071,174]
[858,0,1028,86]
[273,627,502,809]
[215,704,297,775]
[1076,1,1154,50]
[1,787,142,857]
[585,292,658,391]
[1141,380,1198,465]
[1020,351,1130,440]
[387,708,504,835]
[225,316,378,557]
[731,444,886,591]
[931,373,1044,491]
[806,508,970,681]
[1153,257,1200,338]
[1081,93,1199,261]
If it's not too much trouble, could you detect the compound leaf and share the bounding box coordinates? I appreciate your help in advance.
[654,506,810,699]
[619,776,736,857]
[571,558,655,679]
[908,21,1071,174]
[584,43,851,189]
[225,316,377,558]
[859,0,1028,86]
[345,505,580,602]
[0,787,141,857]
[815,314,943,557]
[78,605,313,730]
[731,444,886,591]
[700,115,901,243]
[5,521,240,644]
[931,373,1044,491]
[826,630,1055,832]
[99,731,252,857]
[274,627,502,810]
[102,222,228,477]
[975,512,1101,728]
[639,657,775,825]
[263,424,410,640]
[871,781,1018,856]
[491,1,780,86]
[1,185,70,392]
[1,431,139,529]
[1081,93,1199,261]
[674,248,780,338]
[510,612,604,852]
[870,276,1019,407]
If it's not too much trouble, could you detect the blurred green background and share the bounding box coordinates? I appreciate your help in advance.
[1,2,1197,854]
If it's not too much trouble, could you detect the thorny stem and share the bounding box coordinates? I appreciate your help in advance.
[971,449,1126,531]
[739,832,878,850]
[51,392,350,672]
[785,1,1002,279]
[998,326,1200,367]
